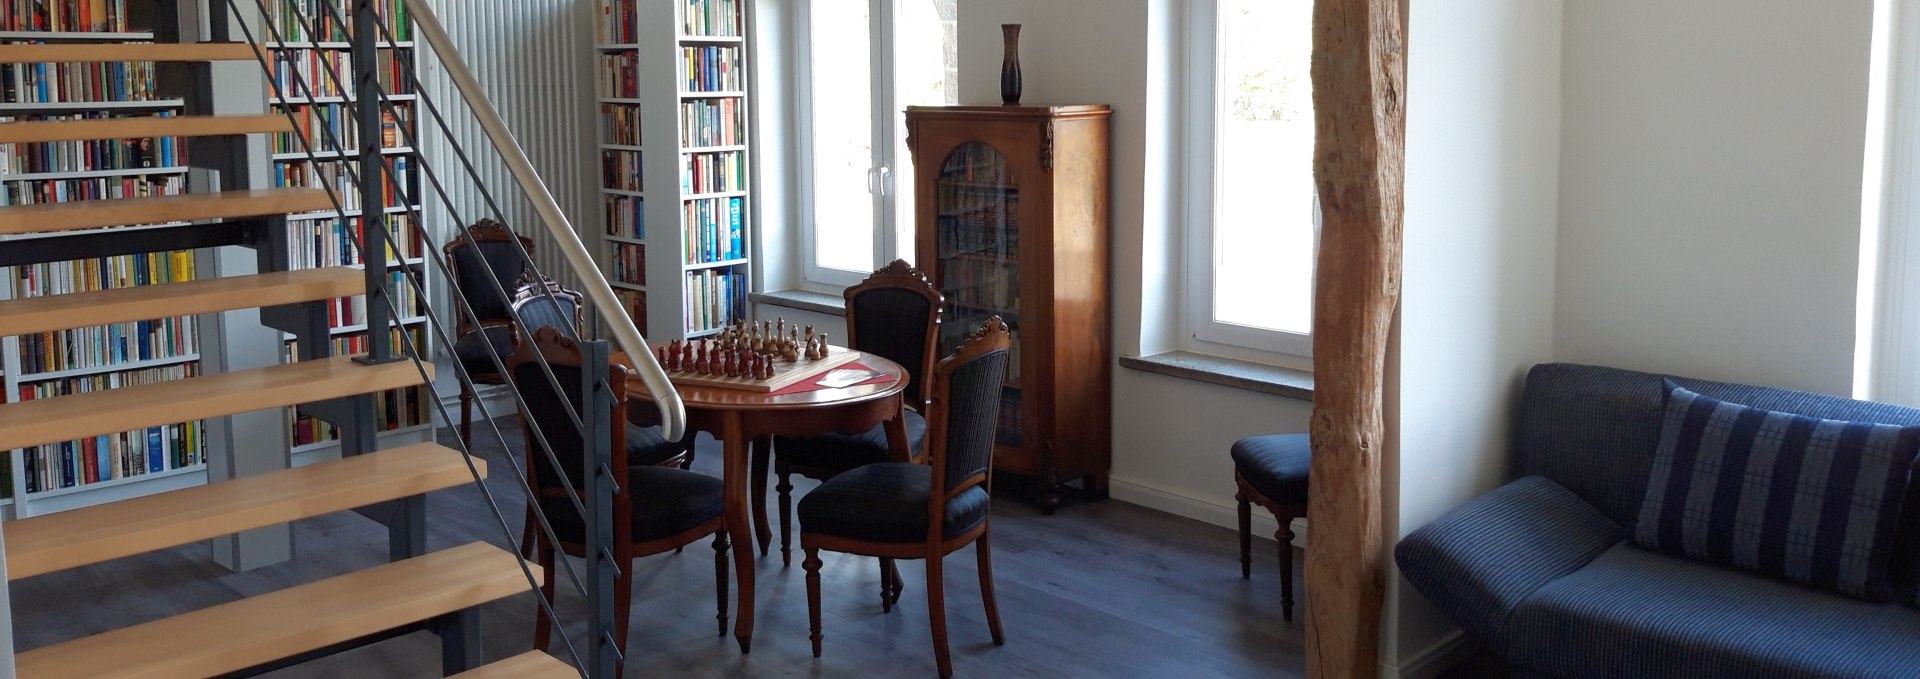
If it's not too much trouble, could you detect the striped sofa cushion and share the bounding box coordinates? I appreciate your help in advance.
[1632,381,1920,600]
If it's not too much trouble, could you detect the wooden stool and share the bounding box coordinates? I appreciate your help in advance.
[1231,433,1310,622]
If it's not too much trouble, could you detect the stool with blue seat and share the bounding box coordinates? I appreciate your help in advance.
[1231,433,1311,621]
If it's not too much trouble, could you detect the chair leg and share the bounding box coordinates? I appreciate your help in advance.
[751,440,773,556]
[1236,491,1252,579]
[776,470,795,567]
[884,558,904,611]
[459,387,474,443]
[713,531,731,637]
[1277,523,1296,623]
[804,547,824,658]
[977,529,1005,646]
[928,554,953,679]
[880,558,896,613]
[533,540,556,651]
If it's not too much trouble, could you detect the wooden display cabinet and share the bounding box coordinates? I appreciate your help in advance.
[906,104,1112,514]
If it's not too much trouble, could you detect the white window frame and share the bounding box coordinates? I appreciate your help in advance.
[1181,0,1318,359]
[793,0,915,289]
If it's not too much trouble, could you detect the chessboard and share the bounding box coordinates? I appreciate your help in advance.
[651,320,866,393]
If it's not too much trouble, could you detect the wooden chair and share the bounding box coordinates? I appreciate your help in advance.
[446,219,535,442]
[757,259,943,565]
[799,317,1012,679]
[1231,433,1310,621]
[509,327,729,669]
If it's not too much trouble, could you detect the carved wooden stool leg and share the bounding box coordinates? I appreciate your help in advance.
[1236,491,1253,579]
[880,558,897,613]
[804,548,825,657]
[777,472,795,566]
[1277,523,1296,622]
[713,531,730,636]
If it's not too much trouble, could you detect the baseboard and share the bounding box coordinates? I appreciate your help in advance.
[1379,629,1472,679]
[1107,477,1307,548]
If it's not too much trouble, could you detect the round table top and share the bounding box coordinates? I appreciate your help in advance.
[616,347,909,412]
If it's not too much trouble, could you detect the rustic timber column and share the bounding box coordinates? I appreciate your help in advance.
[1304,0,1406,677]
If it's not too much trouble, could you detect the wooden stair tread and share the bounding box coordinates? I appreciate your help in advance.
[0,356,430,452]
[15,542,536,679]
[0,188,334,235]
[452,652,578,678]
[6,443,483,581]
[0,267,364,337]
[0,43,262,64]
[0,114,292,144]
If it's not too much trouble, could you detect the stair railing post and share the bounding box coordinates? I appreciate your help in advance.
[353,0,396,366]
[580,339,619,677]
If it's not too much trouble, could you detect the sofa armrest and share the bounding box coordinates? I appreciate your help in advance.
[1394,476,1625,644]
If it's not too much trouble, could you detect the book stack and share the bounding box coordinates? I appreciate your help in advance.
[612,242,645,287]
[0,111,181,173]
[683,268,744,334]
[604,194,643,240]
[0,0,134,32]
[272,0,410,43]
[680,150,743,195]
[287,212,422,268]
[681,45,741,92]
[681,0,741,37]
[679,98,740,147]
[681,196,743,264]
[2,57,157,103]
[603,149,642,192]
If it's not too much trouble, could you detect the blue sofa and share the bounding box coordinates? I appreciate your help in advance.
[1394,364,1920,678]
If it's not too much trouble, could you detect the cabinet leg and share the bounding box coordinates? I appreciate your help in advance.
[1082,473,1109,501]
[1038,484,1062,515]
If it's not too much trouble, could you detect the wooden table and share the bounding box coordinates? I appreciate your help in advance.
[618,348,911,653]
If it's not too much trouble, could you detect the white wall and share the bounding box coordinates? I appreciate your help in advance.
[1554,0,1878,395]
[1387,0,1563,673]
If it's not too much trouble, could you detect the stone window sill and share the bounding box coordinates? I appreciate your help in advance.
[749,289,846,317]
[1119,351,1314,401]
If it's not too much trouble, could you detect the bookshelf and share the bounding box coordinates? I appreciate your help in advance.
[594,0,752,340]
[261,0,433,463]
[0,13,209,518]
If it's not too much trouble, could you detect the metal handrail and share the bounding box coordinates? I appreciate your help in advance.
[403,0,687,443]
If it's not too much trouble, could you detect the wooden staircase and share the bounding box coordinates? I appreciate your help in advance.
[0,40,569,678]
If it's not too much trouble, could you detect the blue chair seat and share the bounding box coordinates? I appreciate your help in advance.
[797,462,989,543]
[541,466,722,544]
[774,408,927,471]
[624,423,689,467]
[453,326,516,377]
[1230,433,1310,503]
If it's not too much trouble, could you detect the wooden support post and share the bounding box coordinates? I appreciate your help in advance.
[1304,0,1406,677]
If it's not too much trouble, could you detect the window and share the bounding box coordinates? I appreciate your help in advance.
[798,0,958,287]
[1184,0,1317,357]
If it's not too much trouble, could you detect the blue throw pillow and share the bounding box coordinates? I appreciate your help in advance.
[1632,381,1920,600]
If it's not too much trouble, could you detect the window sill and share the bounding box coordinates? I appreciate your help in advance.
[1119,351,1314,401]
[749,289,846,317]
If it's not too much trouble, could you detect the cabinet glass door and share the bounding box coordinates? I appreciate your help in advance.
[933,141,1022,445]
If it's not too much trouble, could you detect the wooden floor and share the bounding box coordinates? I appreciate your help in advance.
[10,420,1308,677]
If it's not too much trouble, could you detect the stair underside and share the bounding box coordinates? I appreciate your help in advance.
[15,542,537,679]
[0,355,430,452]
[5,443,484,581]
[0,113,292,144]
[0,188,334,235]
[452,651,580,678]
[0,267,364,337]
[0,43,262,64]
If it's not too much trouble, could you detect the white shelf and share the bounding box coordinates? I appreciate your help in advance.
[682,145,747,154]
[17,354,200,383]
[685,258,749,271]
[325,316,429,336]
[270,94,419,105]
[0,31,156,41]
[604,235,646,245]
[597,43,641,50]
[0,99,185,111]
[291,423,433,456]
[680,91,745,99]
[0,166,190,182]
[264,41,415,49]
[599,97,645,104]
[603,144,644,151]
[287,203,422,221]
[24,464,206,501]
[611,281,648,293]
[273,147,416,161]
[684,190,748,200]
[679,35,744,44]
[602,188,645,197]
[0,220,191,242]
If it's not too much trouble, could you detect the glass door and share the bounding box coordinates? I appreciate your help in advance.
[933,141,1022,445]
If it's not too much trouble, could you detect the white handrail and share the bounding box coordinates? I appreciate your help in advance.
[402,0,686,442]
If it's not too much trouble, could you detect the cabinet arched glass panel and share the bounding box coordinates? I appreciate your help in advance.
[933,141,1021,445]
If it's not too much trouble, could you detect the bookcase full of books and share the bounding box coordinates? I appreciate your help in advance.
[260,0,433,463]
[594,0,751,340]
[0,5,212,517]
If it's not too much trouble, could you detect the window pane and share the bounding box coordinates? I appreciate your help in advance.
[810,0,877,274]
[1213,0,1314,335]
[892,0,959,262]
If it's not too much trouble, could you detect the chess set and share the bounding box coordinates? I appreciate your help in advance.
[652,319,864,392]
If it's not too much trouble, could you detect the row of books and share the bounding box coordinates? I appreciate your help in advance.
[603,149,642,192]
[0,113,181,174]
[681,149,744,195]
[616,289,647,336]
[683,267,745,333]
[271,102,413,154]
[289,325,426,361]
[0,0,135,32]
[680,97,742,147]
[682,195,744,264]
[601,103,641,146]
[324,269,424,327]
[289,385,430,446]
[270,0,411,44]
[611,242,645,287]
[2,59,158,104]
[273,155,414,210]
[938,254,1021,315]
[17,361,194,401]
[597,51,641,99]
[0,172,181,206]
[22,420,205,494]
[270,47,414,99]
[682,45,742,93]
[18,315,194,377]
[287,213,423,269]
[5,249,195,299]
[605,194,643,239]
[934,189,1021,259]
[595,0,639,45]
[682,0,743,37]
